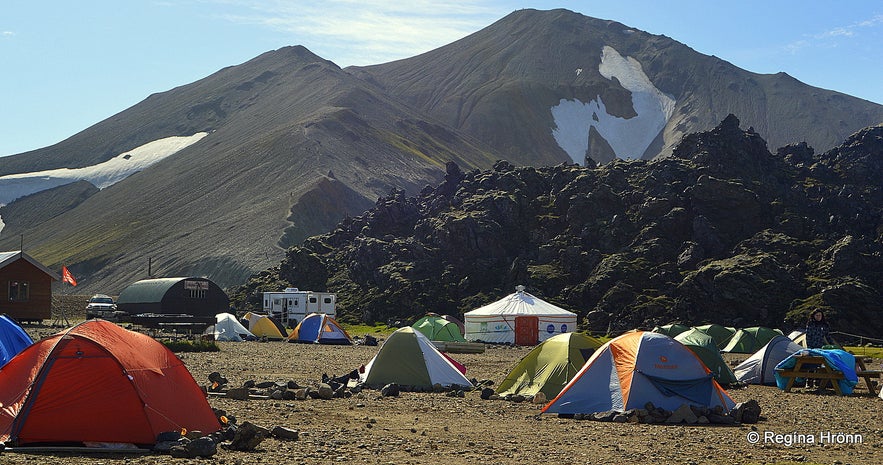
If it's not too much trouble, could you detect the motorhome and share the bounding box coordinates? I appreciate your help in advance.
[262,288,336,327]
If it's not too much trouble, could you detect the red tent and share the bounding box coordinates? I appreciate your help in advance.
[0,320,220,447]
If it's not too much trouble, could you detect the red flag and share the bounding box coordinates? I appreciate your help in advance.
[62,266,78,286]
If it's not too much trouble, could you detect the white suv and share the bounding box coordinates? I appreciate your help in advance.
[85,294,120,319]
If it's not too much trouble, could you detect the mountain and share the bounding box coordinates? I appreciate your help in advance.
[0,46,499,293]
[350,8,883,165]
[232,116,883,337]
[1,8,882,297]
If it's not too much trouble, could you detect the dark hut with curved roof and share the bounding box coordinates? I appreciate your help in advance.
[116,277,228,317]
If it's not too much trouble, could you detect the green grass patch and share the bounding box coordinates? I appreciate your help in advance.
[845,346,883,359]
[342,323,397,338]
[163,339,220,353]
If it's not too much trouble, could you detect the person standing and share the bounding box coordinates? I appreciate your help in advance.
[805,309,833,349]
[804,309,834,389]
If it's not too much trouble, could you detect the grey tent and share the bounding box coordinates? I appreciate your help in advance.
[734,335,803,385]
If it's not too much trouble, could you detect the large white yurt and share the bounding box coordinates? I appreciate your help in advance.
[464,285,577,345]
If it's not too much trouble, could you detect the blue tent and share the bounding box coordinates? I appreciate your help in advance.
[287,313,352,345]
[542,331,735,415]
[0,315,33,366]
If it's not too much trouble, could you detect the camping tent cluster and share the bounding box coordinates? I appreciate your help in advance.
[234,312,354,345]
[648,323,794,386]
[650,324,818,386]
[0,320,221,447]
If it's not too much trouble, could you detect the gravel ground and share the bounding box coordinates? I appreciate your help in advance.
[3,323,882,465]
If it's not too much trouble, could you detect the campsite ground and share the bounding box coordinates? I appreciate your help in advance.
[5,322,883,465]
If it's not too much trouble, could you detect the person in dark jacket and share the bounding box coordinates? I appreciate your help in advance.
[804,309,835,388]
[805,309,833,349]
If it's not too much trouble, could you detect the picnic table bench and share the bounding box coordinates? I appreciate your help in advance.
[776,355,881,395]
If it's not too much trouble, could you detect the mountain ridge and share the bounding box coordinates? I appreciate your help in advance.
[351,8,883,164]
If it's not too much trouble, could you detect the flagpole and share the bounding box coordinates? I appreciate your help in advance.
[55,264,74,327]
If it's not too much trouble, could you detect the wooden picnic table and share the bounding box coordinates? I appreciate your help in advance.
[776,354,881,395]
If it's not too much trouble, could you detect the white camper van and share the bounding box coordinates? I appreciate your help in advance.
[262,288,337,327]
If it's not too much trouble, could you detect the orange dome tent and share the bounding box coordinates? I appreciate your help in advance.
[0,320,220,447]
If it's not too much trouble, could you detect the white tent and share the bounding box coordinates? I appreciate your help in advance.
[211,312,254,342]
[734,335,803,385]
[463,285,577,345]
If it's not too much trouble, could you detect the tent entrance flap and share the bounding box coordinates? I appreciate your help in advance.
[515,316,539,345]
[636,370,715,405]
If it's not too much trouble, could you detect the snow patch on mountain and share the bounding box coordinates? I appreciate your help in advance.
[551,46,675,164]
[0,132,207,233]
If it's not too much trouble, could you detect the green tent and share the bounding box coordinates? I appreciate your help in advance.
[674,328,738,385]
[722,326,784,353]
[694,324,737,348]
[496,332,604,398]
[358,327,471,389]
[651,323,689,338]
[413,314,466,342]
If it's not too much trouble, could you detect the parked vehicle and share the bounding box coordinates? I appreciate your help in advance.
[85,294,125,320]
[262,288,336,328]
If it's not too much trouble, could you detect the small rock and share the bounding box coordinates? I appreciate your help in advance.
[666,404,698,424]
[225,387,250,400]
[156,431,182,442]
[592,411,616,422]
[317,383,334,400]
[731,399,761,424]
[271,426,299,440]
[187,436,217,457]
[226,421,270,451]
[381,383,400,397]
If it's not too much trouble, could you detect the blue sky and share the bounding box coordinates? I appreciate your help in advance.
[1,1,881,157]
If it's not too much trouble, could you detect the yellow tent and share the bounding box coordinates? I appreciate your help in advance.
[243,312,289,340]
